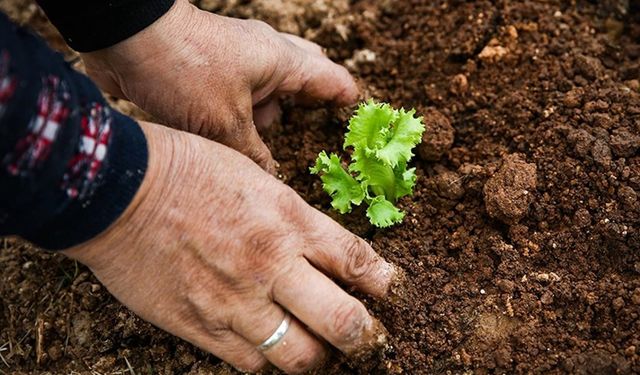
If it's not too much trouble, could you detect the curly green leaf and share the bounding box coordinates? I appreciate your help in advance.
[310,151,365,214]
[375,108,425,167]
[366,196,405,227]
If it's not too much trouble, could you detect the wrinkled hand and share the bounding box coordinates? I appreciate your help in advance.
[80,0,359,173]
[63,122,393,374]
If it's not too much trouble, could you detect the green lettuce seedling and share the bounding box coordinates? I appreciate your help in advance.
[310,100,425,227]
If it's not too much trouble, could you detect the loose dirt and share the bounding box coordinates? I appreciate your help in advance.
[1,0,639,374]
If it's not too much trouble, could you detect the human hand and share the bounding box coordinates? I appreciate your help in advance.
[62,122,393,373]
[80,0,359,174]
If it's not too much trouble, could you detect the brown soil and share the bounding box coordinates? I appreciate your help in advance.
[1,0,640,374]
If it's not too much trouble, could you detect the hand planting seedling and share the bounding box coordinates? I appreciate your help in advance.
[311,100,425,227]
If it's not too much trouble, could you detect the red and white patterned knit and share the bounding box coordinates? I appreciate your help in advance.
[4,75,70,177]
[3,62,113,200]
[0,51,17,119]
[61,103,112,199]
[1,17,147,249]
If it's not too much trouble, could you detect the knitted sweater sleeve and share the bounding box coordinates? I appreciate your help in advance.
[0,13,148,250]
[36,0,176,52]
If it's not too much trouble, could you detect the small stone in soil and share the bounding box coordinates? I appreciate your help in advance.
[450,74,469,95]
[479,45,508,62]
[541,291,554,305]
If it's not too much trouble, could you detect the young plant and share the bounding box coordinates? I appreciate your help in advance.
[310,100,425,227]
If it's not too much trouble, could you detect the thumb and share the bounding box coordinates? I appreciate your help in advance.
[279,47,360,106]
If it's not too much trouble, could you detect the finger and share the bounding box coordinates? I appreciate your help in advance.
[217,106,278,174]
[232,302,327,374]
[273,259,386,355]
[191,329,268,373]
[303,211,394,298]
[229,124,277,174]
[253,97,281,131]
[279,52,359,106]
[282,33,325,56]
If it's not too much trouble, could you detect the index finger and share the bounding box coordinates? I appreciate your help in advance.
[272,258,387,356]
[303,208,395,298]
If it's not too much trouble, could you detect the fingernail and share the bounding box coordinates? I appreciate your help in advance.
[385,266,409,305]
[265,159,279,176]
[370,260,396,299]
[345,317,388,360]
[343,83,360,106]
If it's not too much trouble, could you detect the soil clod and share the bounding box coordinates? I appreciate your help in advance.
[483,154,537,225]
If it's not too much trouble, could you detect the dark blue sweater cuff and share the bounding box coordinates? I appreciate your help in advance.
[26,115,148,250]
[0,13,148,250]
[36,0,176,52]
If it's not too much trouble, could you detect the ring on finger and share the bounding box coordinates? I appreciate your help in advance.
[257,312,291,351]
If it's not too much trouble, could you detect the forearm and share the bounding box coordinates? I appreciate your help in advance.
[0,13,148,250]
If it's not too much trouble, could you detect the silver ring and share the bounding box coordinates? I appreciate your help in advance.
[257,313,291,351]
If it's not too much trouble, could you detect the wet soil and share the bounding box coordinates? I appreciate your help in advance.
[1,0,640,374]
